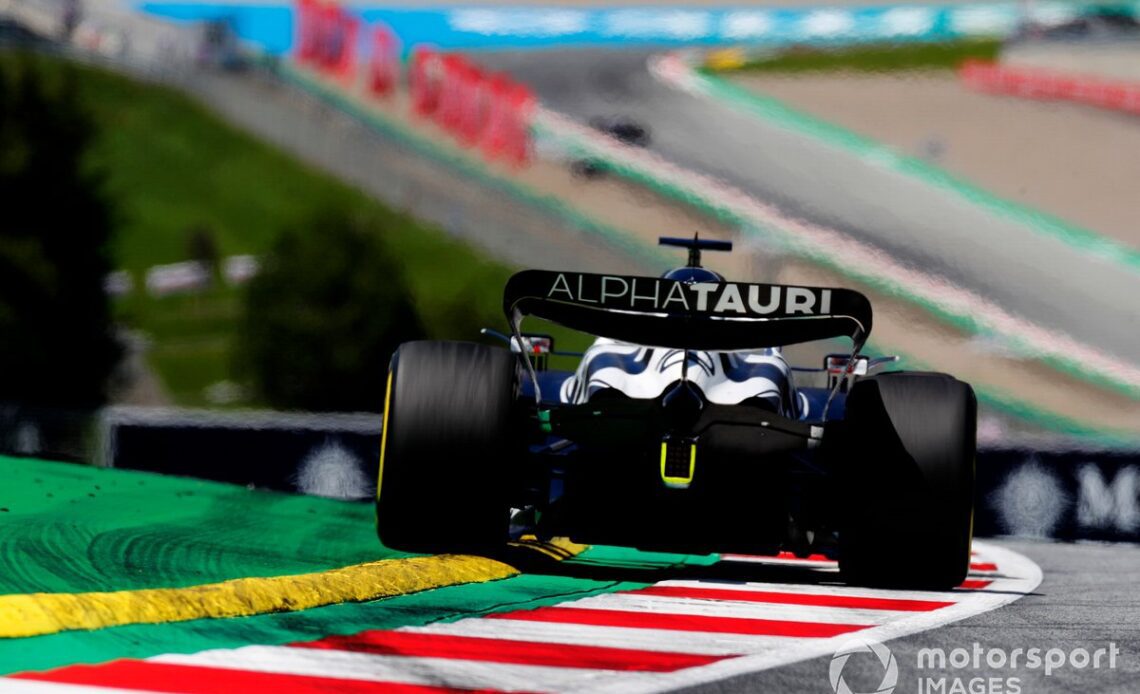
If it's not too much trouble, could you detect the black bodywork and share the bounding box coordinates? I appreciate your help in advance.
[528,393,837,556]
[501,261,875,557]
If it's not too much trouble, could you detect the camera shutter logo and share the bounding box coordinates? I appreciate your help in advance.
[829,638,898,694]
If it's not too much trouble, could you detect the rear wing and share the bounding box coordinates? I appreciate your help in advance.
[503,270,872,352]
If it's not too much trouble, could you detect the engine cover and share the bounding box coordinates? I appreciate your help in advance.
[559,339,798,415]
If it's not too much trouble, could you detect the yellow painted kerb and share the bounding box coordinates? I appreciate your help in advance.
[0,538,584,640]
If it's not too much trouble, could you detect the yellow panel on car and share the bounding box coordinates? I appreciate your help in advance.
[660,438,696,489]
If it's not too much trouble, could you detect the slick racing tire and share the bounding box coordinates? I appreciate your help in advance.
[839,372,976,590]
[376,340,517,554]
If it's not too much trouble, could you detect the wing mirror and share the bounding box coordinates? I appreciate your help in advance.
[824,354,899,390]
[481,329,555,370]
[512,334,553,355]
[511,333,553,371]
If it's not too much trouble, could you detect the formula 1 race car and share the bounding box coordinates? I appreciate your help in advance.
[376,236,977,589]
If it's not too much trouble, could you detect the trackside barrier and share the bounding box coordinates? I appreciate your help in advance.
[98,406,380,500]
[293,2,534,166]
[978,443,1140,543]
[455,58,486,145]
[960,59,1140,115]
[88,405,1140,542]
[295,0,318,63]
[409,48,534,166]
[483,76,535,163]
[435,54,467,133]
[332,12,359,84]
[295,0,357,82]
[368,23,399,97]
[408,44,439,115]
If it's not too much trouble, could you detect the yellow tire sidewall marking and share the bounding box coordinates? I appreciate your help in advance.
[377,368,394,502]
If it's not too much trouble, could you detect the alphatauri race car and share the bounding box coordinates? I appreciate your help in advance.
[376,237,977,589]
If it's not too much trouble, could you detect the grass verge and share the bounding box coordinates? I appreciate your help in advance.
[1,52,525,406]
[712,39,1001,74]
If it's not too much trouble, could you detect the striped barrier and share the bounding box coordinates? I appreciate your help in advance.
[960,59,1140,115]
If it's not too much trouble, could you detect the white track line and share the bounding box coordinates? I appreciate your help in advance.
[652,579,981,604]
[404,619,794,656]
[156,646,646,693]
[558,593,897,625]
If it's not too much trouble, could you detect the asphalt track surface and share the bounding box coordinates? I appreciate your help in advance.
[685,541,1140,694]
[475,49,1140,367]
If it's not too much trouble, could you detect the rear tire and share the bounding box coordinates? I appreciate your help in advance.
[838,372,976,590]
[376,340,517,554]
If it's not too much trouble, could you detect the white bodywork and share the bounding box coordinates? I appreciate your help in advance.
[559,338,801,416]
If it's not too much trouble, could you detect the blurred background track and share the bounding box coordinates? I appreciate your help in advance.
[733,70,1140,250]
[5,0,1140,439]
[176,68,647,275]
[477,48,1140,370]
